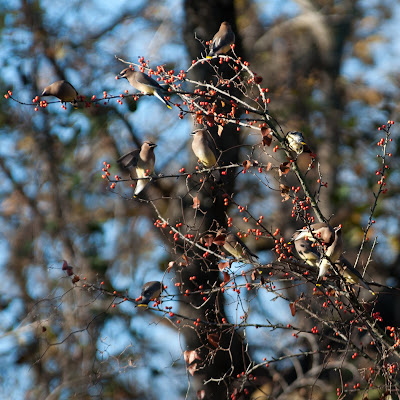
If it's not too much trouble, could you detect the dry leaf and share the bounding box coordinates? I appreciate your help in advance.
[206,114,215,126]
[218,261,229,271]
[254,76,263,84]
[261,127,272,146]
[72,275,80,284]
[289,302,296,317]
[184,350,202,376]
[280,184,290,202]
[213,234,226,246]
[265,162,272,172]
[202,234,214,247]
[193,196,200,209]
[197,390,206,400]
[217,125,224,137]
[223,271,230,283]
[242,160,251,171]
[167,261,175,272]
[279,162,290,175]
[207,333,220,348]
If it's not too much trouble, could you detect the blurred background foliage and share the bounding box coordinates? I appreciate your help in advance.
[0,0,399,398]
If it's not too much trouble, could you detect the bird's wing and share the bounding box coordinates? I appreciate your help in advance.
[136,73,164,90]
[117,149,140,168]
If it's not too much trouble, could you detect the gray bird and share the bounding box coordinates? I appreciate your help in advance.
[117,141,157,195]
[293,238,320,267]
[285,131,309,154]
[207,22,235,58]
[137,281,163,306]
[191,129,218,167]
[41,80,78,107]
[217,229,258,263]
[293,223,342,281]
[335,256,375,295]
[118,68,171,109]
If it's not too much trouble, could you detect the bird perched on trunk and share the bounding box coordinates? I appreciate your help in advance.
[191,129,220,181]
[41,80,78,107]
[293,223,342,282]
[335,256,375,295]
[117,68,171,109]
[207,22,235,58]
[136,281,163,306]
[117,141,157,195]
[216,228,258,263]
[285,131,310,154]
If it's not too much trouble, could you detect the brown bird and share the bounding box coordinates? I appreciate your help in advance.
[118,68,171,109]
[117,141,157,195]
[217,228,258,263]
[41,80,78,107]
[335,256,375,295]
[207,22,235,58]
[137,281,163,306]
[293,223,342,281]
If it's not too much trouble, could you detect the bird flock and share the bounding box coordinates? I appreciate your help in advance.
[39,22,374,305]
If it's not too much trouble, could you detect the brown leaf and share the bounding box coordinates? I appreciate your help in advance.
[218,261,229,271]
[182,254,189,266]
[279,162,290,175]
[265,162,272,172]
[207,333,220,348]
[223,271,230,283]
[254,76,263,84]
[217,125,224,137]
[72,275,80,284]
[202,234,214,247]
[213,234,226,246]
[205,114,215,126]
[280,184,290,202]
[242,160,251,171]
[192,196,200,209]
[167,261,175,272]
[184,350,202,376]
[289,302,296,317]
[197,390,206,400]
[251,270,257,281]
[261,127,272,146]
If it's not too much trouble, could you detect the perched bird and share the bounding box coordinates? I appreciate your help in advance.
[191,129,218,167]
[118,68,171,109]
[293,237,320,267]
[293,223,342,281]
[117,141,157,195]
[137,281,163,306]
[335,256,375,295]
[285,131,310,154]
[41,80,78,107]
[207,22,235,58]
[216,228,258,263]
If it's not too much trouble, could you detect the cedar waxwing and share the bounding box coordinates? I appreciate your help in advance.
[117,141,157,195]
[293,238,320,267]
[207,22,235,58]
[285,131,309,154]
[191,129,218,168]
[335,256,375,295]
[217,229,258,263]
[293,223,342,281]
[41,80,78,107]
[118,68,172,109]
[137,281,163,306]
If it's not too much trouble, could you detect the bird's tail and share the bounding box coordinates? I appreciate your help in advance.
[154,89,172,109]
